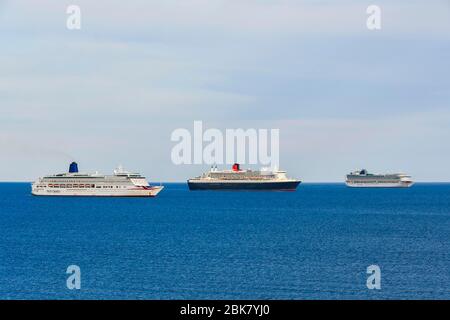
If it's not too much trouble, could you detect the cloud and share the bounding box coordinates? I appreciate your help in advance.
[2,0,449,39]
[0,1,449,181]
[260,109,450,182]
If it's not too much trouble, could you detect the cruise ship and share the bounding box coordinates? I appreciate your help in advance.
[346,169,413,188]
[188,163,301,191]
[31,162,164,197]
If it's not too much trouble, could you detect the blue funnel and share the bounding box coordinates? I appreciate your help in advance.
[69,162,78,173]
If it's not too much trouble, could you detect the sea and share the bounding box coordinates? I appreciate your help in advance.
[0,182,449,300]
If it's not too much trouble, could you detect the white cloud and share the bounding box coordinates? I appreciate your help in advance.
[0,1,449,181]
[2,0,449,38]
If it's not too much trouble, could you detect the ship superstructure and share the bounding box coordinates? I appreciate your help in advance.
[188,163,301,191]
[345,169,413,188]
[31,162,163,197]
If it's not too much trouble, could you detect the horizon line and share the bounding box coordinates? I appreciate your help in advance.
[1,180,450,184]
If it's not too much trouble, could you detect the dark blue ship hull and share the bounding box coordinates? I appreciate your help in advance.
[187,180,301,191]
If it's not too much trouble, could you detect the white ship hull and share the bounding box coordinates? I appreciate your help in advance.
[31,186,164,197]
[345,181,413,188]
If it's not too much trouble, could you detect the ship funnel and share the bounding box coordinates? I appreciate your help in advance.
[232,163,240,171]
[69,162,79,173]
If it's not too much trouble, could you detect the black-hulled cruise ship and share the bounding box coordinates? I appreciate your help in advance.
[188,163,301,191]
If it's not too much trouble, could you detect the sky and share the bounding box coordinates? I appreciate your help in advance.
[0,0,449,182]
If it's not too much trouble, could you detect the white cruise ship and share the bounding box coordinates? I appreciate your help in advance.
[31,162,163,197]
[346,169,413,188]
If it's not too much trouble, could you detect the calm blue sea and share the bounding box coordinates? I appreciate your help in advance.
[0,183,449,300]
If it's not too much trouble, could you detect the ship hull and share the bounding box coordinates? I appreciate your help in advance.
[31,186,164,197]
[345,181,413,188]
[187,180,301,191]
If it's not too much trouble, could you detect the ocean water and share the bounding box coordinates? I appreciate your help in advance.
[0,182,449,300]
